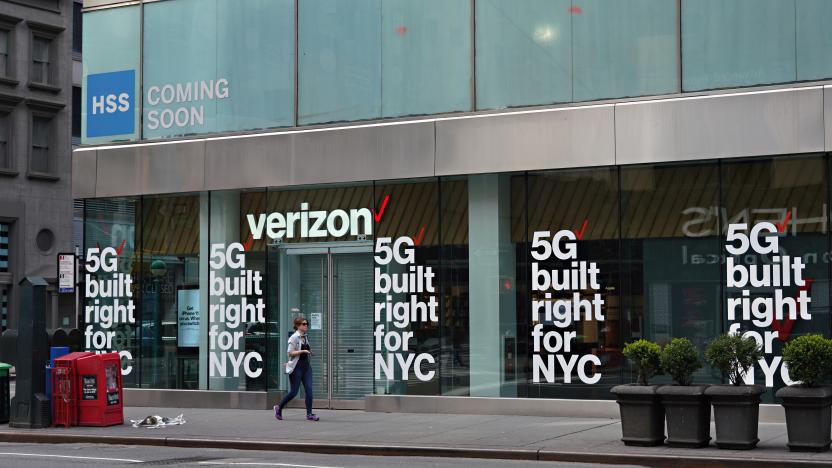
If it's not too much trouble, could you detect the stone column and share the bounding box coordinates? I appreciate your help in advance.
[467,174,517,397]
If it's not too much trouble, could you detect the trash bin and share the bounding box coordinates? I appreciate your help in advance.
[0,362,11,424]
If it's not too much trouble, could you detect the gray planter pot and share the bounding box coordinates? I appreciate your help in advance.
[657,385,710,448]
[704,384,765,450]
[775,385,832,452]
[610,384,664,446]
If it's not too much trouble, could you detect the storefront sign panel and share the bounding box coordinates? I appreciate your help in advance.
[530,230,604,385]
[86,70,136,138]
[724,220,812,387]
[373,236,438,382]
[84,246,136,376]
[58,253,75,294]
[208,243,265,379]
[177,288,200,348]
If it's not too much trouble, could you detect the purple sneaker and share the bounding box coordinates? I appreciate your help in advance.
[274,405,283,420]
[306,413,319,421]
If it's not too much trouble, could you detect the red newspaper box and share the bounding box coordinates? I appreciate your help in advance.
[52,352,95,427]
[76,352,124,427]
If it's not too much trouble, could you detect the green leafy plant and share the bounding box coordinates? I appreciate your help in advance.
[623,339,662,385]
[661,338,702,386]
[782,334,832,387]
[705,334,762,385]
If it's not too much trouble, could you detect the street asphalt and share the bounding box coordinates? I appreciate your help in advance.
[0,441,644,468]
[1,405,831,467]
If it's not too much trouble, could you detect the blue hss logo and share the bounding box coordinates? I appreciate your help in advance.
[86,70,135,138]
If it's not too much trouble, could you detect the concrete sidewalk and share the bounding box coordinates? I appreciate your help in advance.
[0,406,830,467]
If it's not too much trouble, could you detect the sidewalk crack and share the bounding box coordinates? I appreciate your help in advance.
[522,421,620,447]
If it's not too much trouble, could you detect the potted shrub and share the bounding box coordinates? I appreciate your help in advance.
[610,339,664,446]
[657,338,709,447]
[704,333,764,449]
[776,334,832,452]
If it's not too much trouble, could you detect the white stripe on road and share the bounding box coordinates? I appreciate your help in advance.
[199,462,343,468]
[0,452,143,463]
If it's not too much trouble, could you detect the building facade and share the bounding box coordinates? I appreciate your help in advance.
[77,0,832,411]
[0,0,76,335]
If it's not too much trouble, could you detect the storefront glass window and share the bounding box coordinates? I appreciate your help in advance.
[82,198,140,388]
[720,155,830,400]
[139,194,200,389]
[298,0,381,125]
[510,175,529,396]
[521,168,621,399]
[143,0,293,139]
[572,0,677,101]
[83,1,832,140]
[299,0,470,124]
[74,153,832,399]
[206,190,268,391]
[381,0,470,117]
[440,178,470,395]
[796,0,832,81]
[82,6,140,144]
[373,180,441,396]
[620,162,722,386]
[476,0,571,110]
[682,0,796,91]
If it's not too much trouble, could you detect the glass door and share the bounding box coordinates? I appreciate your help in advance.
[330,250,374,401]
[277,244,372,407]
[297,253,329,405]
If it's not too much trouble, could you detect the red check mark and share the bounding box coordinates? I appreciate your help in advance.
[772,316,796,342]
[413,226,426,246]
[243,234,254,252]
[574,219,589,240]
[115,239,126,256]
[777,210,792,233]
[373,194,390,223]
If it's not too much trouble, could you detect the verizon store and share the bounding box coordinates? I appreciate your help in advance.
[75,150,832,410]
[77,0,832,412]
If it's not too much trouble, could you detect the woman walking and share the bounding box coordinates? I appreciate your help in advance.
[274,315,319,421]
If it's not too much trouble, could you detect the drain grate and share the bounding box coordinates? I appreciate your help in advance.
[140,456,219,466]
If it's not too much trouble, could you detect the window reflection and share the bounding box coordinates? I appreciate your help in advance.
[721,156,830,399]
[140,195,199,389]
[620,163,721,386]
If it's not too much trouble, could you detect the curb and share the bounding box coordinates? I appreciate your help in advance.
[538,450,832,468]
[0,431,830,467]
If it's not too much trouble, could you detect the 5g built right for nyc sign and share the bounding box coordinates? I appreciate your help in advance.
[725,221,809,386]
[530,229,605,385]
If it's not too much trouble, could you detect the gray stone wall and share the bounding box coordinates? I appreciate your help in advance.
[0,0,74,330]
